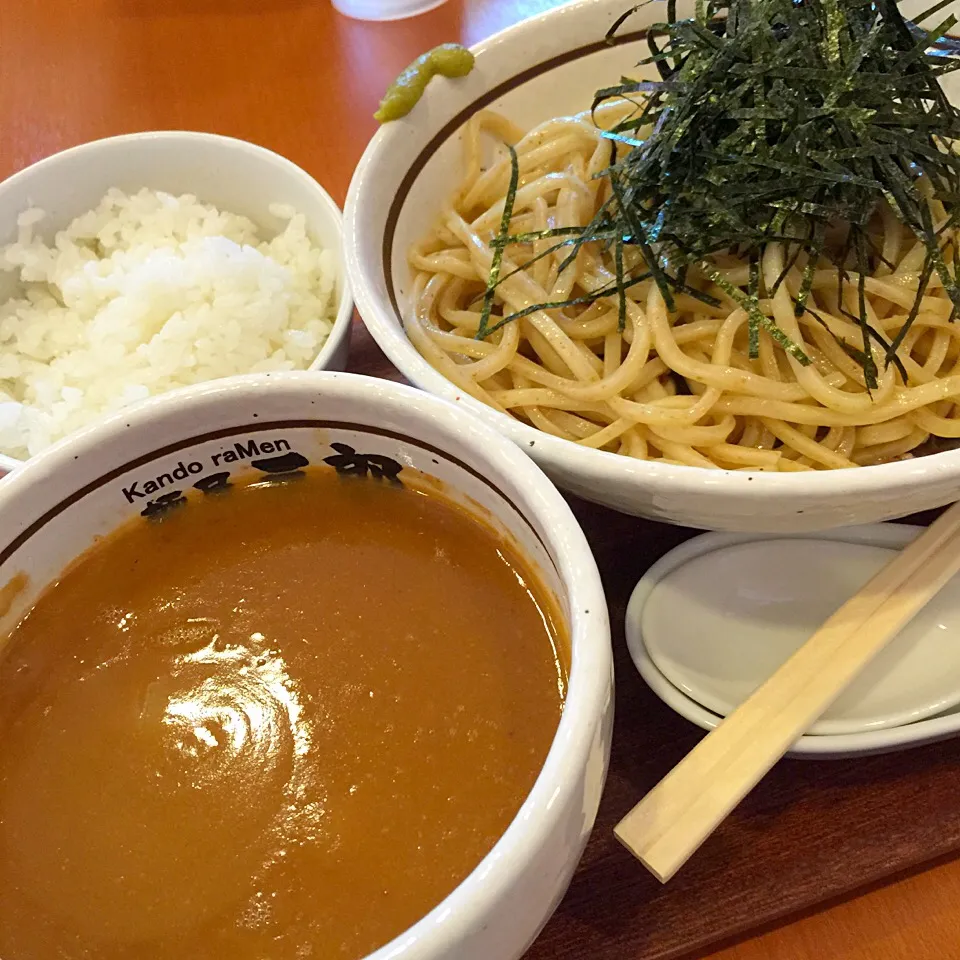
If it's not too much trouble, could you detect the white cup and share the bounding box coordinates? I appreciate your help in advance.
[330,0,447,22]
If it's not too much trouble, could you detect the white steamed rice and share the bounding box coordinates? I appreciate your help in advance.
[0,188,338,461]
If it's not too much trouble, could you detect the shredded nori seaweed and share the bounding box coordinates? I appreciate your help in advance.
[480,0,960,386]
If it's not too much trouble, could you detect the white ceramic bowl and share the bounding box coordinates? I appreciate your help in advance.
[0,131,354,475]
[0,370,612,960]
[343,0,960,532]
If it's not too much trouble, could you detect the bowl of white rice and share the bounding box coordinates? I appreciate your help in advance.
[0,131,353,473]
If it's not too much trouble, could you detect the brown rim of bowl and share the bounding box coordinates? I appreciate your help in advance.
[380,27,649,317]
[0,419,556,576]
[380,23,960,316]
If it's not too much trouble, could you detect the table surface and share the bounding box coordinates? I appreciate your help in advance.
[3,1,960,957]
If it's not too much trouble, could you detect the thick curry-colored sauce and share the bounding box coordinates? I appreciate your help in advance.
[0,470,566,960]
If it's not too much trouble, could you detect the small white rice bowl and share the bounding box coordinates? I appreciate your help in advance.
[0,188,338,461]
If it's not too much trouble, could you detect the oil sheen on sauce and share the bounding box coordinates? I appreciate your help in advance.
[0,469,567,960]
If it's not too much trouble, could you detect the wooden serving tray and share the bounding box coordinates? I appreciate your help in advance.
[349,329,960,960]
[527,499,960,960]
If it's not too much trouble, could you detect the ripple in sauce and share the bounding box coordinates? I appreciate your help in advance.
[0,468,567,960]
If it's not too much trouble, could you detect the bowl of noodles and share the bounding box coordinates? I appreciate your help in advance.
[344,0,960,531]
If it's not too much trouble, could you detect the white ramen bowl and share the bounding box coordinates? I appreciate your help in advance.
[0,370,612,960]
[0,131,354,475]
[344,0,960,532]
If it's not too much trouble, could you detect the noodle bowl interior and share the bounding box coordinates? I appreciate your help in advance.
[407,103,960,471]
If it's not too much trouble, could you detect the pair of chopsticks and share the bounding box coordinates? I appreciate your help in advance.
[615,501,960,884]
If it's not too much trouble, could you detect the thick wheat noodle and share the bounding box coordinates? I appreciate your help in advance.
[406,107,960,470]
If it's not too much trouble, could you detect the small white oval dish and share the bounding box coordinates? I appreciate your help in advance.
[631,645,960,759]
[625,523,960,759]
[641,536,960,734]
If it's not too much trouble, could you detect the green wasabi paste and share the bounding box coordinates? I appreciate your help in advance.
[374,43,475,123]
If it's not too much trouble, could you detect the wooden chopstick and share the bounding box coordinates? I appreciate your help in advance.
[615,500,960,884]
